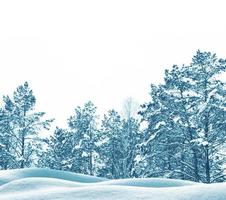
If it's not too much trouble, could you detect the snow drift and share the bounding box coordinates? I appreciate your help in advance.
[95,177,197,187]
[0,168,226,200]
[0,168,106,186]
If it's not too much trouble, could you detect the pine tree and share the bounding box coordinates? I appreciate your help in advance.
[98,110,123,178]
[138,83,187,179]
[1,82,54,168]
[185,51,226,183]
[160,65,202,181]
[139,51,226,183]
[38,127,72,170]
[97,108,142,179]
[0,108,16,169]
[68,101,98,175]
[120,117,141,178]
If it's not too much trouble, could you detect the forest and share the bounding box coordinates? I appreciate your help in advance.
[1,50,226,184]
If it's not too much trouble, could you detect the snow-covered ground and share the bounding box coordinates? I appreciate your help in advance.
[0,168,226,200]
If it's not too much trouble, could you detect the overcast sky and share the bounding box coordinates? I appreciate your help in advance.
[1,0,226,127]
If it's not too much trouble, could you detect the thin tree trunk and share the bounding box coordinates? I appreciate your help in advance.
[205,146,210,183]
[204,79,210,183]
[88,126,93,175]
[192,149,200,182]
[20,132,25,168]
[20,109,26,169]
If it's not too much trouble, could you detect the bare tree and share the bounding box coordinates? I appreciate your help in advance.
[122,97,140,119]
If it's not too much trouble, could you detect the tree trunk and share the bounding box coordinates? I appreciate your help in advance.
[193,149,200,182]
[88,126,93,175]
[180,153,185,180]
[20,132,25,168]
[205,146,210,183]
[89,150,93,175]
[20,108,26,169]
[204,79,210,183]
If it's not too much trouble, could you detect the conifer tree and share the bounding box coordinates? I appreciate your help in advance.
[68,101,98,175]
[0,82,53,168]
[38,127,72,170]
[139,51,226,182]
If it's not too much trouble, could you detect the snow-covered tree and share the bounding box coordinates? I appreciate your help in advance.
[185,51,226,183]
[68,101,99,175]
[98,110,141,179]
[138,83,188,179]
[38,127,72,170]
[139,51,226,183]
[97,110,123,178]
[120,117,141,178]
[0,108,16,169]
[0,82,54,168]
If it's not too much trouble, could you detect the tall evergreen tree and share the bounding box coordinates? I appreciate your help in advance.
[68,101,98,175]
[120,117,141,178]
[38,127,72,170]
[0,82,54,168]
[139,51,226,183]
[185,51,226,183]
[98,110,123,178]
[0,108,16,169]
[98,109,141,179]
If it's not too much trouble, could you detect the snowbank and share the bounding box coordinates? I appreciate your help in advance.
[0,168,226,200]
[0,168,106,186]
[96,177,197,187]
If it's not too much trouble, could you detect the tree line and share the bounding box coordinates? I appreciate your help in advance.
[1,50,226,183]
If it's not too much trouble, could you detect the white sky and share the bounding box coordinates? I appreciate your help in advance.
[1,0,226,127]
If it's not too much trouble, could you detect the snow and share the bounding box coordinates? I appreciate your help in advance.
[134,154,142,163]
[0,168,106,186]
[0,177,84,193]
[95,178,197,187]
[1,168,226,200]
[191,138,209,147]
[181,77,197,85]
[155,121,166,129]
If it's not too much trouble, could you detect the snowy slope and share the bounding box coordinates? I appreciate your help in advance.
[0,168,226,200]
[0,168,106,186]
[0,177,84,194]
[95,177,197,187]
